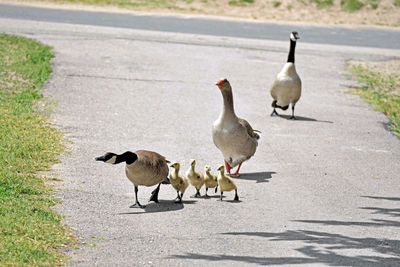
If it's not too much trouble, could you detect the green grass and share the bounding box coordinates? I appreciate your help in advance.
[229,0,254,6]
[0,33,73,265]
[341,0,364,11]
[394,0,400,7]
[369,0,378,9]
[273,0,281,7]
[310,0,334,9]
[349,63,400,138]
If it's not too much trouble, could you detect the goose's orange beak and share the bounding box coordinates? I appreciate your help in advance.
[216,79,224,86]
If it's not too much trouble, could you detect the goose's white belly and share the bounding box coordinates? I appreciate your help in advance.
[212,121,257,167]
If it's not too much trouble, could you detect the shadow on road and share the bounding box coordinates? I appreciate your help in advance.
[215,230,400,265]
[117,199,197,214]
[238,171,276,183]
[295,195,400,227]
[360,207,400,217]
[293,218,400,227]
[169,195,400,265]
[275,114,333,123]
[362,195,400,202]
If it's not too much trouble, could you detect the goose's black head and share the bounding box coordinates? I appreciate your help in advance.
[95,151,138,165]
[290,31,300,41]
[95,152,117,164]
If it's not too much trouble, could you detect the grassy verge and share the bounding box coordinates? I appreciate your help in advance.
[0,33,73,265]
[349,61,400,138]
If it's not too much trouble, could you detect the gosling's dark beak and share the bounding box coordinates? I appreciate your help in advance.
[169,164,174,168]
[95,155,106,162]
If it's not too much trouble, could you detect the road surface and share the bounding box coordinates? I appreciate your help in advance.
[1,3,400,266]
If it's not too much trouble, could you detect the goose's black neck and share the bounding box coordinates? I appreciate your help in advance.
[287,39,296,63]
[117,151,138,164]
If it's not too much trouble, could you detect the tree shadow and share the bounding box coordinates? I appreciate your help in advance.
[362,196,400,202]
[275,114,333,123]
[238,171,276,183]
[222,230,400,256]
[180,230,400,266]
[293,218,400,227]
[117,199,197,215]
[360,207,400,217]
[169,195,400,265]
[295,195,400,227]
[170,230,400,266]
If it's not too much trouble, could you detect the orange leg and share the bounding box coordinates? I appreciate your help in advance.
[224,159,232,174]
[228,163,242,178]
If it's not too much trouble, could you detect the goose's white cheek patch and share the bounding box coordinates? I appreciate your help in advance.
[105,156,117,164]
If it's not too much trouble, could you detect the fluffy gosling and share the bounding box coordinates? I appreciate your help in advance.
[169,161,189,203]
[217,164,239,201]
[186,159,205,198]
[204,165,218,197]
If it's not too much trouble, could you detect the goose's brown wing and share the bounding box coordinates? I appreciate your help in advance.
[135,150,169,179]
[238,118,260,140]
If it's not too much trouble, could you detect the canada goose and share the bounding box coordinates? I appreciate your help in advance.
[95,150,169,208]
[169,161,189,203]
[204,165,218,197]
[212,78,260,177]
[217,165,239,201]
[186,159,205,198]
[270,31,302,119]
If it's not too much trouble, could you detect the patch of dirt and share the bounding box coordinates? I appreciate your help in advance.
[171,0,400,27]
[3,0,400,27]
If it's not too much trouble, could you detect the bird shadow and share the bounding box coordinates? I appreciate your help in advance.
[275,114,333,123]
[224,199,242,203]
[203,194,221,199]
[117,199,197,215]
[238,171,276,183]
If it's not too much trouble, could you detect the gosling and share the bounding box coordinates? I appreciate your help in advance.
[186,159,205,198]
[217,164,239,201]
[204,165,218,197]
[169,161,189,203]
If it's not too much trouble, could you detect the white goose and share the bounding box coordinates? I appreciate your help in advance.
[270,31,302,119]
[212,78,260,177]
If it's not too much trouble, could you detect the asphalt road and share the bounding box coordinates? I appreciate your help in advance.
[1,3,400,49]
[1,4,400,266]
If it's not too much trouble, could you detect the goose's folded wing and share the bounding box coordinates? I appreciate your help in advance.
[238,118,260,140]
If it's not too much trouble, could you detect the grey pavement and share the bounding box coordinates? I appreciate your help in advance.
[1,7,400,266]
[1,3,400,49]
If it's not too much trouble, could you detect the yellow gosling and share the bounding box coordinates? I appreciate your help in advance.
[204,165,218,197]
[169,161,189,203]
[217,164,239,201]
[186,159,205,198]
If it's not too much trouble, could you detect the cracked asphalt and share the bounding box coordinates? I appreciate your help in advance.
[1,6,400,266]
